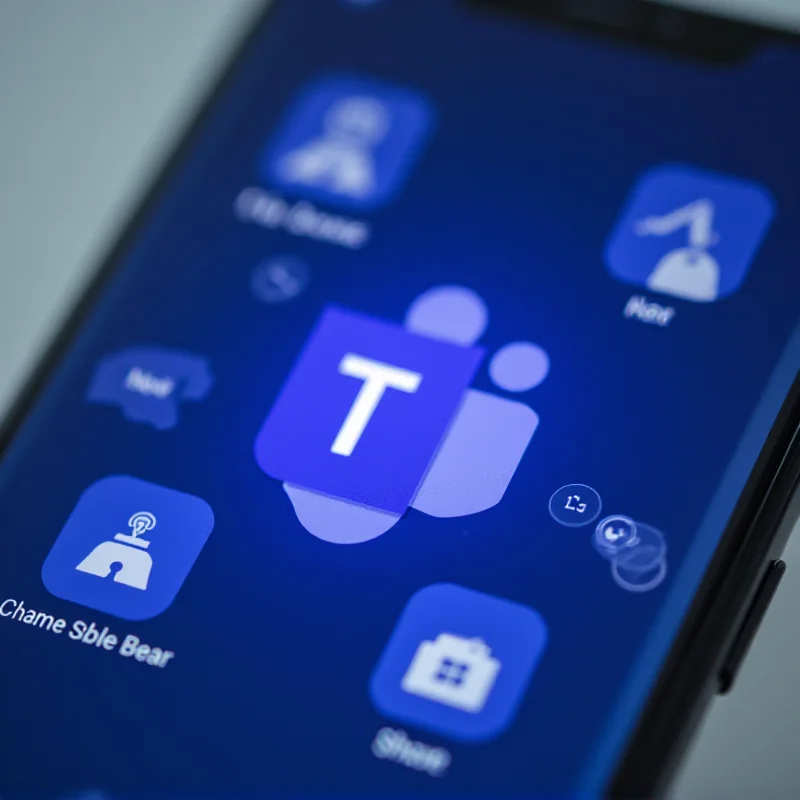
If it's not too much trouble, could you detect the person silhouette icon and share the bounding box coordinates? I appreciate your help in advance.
[406,288,547,518]
[282,286,549,544]
[277,95,390,200]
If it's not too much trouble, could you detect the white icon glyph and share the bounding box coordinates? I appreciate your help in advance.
[75,511,157,591]
[402,633,501,714]
[277,96,389,200]
[636,198,720,302]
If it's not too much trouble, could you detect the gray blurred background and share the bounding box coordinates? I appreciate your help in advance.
[1,1,799,797]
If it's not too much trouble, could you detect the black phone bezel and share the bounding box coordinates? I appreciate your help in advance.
[1,1,798,797]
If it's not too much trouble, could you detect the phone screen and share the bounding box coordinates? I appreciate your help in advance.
[2,1,800,796]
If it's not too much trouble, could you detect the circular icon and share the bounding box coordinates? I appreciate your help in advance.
[489,342,550,392]
[250,256,310,304]
[548,484,602,528]
[593,515,638,558]
[612,522,666,571]
[405,285,487,346]
[612,558,668,593]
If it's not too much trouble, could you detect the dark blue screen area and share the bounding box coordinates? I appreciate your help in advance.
[1,1,800,797]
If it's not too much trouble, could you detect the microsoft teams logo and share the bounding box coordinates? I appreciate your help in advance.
[254,286,550,544]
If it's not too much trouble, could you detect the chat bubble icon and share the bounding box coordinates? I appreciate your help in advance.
[87,347,213,430]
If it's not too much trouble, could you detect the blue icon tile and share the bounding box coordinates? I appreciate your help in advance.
[370,584,548,742]
[261,75,432,210]
[606,164,774,302]
[87,347,213,431]
[42,476,214,620]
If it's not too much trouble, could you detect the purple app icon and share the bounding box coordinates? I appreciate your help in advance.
[254,286,551,544]
[256,307,483,513]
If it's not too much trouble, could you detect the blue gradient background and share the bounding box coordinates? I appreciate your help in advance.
[0,0,799,796]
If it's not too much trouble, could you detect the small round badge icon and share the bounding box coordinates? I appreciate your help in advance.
[593,515,638,557]
[590,516,668,594]
[250,256,310,304]
[548,484,602,528]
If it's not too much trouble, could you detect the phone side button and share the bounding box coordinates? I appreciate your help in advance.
[718,560,786,695]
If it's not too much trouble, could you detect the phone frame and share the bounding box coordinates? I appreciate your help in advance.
[1,1,798,796]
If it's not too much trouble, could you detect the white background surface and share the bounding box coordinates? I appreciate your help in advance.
[1,1,800,797]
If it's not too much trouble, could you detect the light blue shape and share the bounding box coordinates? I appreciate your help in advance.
[283,483,400,544]
[489,341,550,392]
[411,390,538,518]
[404,285,488,346]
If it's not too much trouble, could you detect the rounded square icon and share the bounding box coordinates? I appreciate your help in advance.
[370,584,548,743]
[41,476,214,621]
[260,74,433,210]
[605,164,775,303]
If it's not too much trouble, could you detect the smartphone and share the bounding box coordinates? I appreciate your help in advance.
[1,0,799,797]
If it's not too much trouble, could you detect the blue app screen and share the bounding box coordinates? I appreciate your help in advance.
[1,1,800,798]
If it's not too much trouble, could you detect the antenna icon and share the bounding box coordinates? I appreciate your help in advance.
[128,511,157,539]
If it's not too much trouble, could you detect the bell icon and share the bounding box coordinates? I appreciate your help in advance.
[645,246,720,303]
[75,511,156,591]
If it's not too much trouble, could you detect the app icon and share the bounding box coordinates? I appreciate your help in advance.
[592,517,668,594]
[87,347,214,430]
[254,286,550,544]
[594,515,638,554]
[42,476,214,620]
[548,483,603,528]
[606,164,774,302]
[370,584,548,742]
[261,75,432,210]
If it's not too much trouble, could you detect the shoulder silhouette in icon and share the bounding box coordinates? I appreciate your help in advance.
[277,95,390,201]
